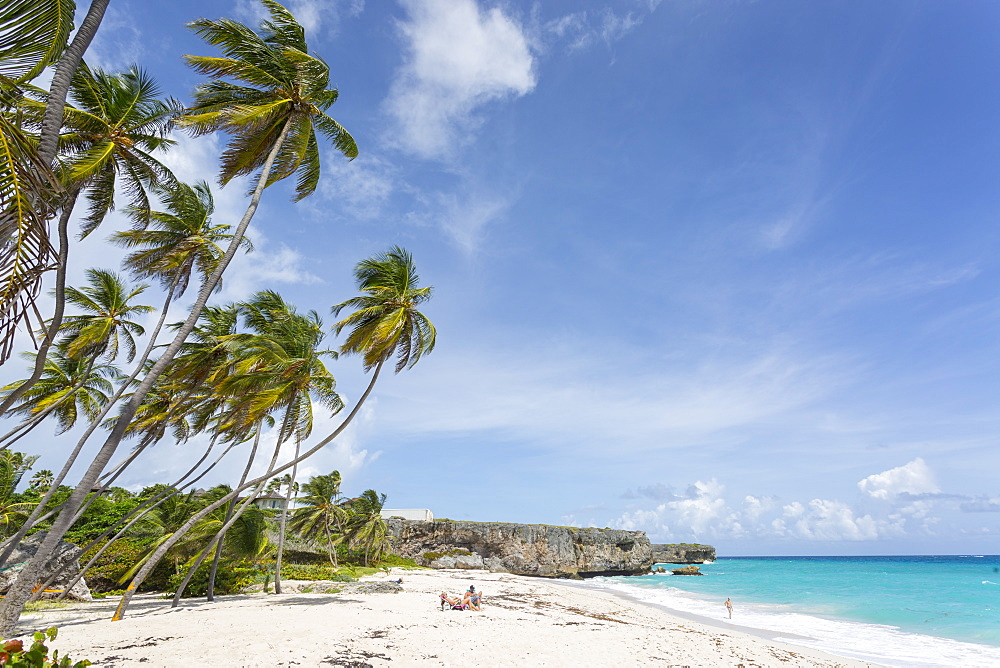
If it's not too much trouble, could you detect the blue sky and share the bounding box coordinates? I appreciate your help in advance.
[5,0,1000,555]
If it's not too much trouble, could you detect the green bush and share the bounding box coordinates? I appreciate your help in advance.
[166,562,257,597]
[79,539,171,593]
[379,554,418,567]
[279,564,354,582]
[0,627,91,667]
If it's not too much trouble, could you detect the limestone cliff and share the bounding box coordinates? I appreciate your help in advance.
[651,543,716,564]
[387,519,652,578]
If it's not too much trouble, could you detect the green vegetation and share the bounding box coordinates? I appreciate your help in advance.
[0,0,437,632]
[0,628,91,667]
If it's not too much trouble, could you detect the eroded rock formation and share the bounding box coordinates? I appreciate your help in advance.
[651,543,716,564]
[0,531,92,601]
[387,519,652,578]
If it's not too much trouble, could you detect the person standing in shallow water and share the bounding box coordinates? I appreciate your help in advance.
[725,598,733,619]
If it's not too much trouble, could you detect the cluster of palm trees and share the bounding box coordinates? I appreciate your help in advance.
[291,471,391,568]
[0,0,436,633]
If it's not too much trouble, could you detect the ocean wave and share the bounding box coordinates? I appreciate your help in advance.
[585,578,1000,668]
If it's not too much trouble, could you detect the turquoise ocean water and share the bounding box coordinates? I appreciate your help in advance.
[586,556,1000,667]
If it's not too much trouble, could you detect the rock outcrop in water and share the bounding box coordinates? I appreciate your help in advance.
[651,543,716,564]
[387,519,652,578]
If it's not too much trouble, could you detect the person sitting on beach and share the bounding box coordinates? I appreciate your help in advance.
[463,585,482,611]
[440,592,466,610]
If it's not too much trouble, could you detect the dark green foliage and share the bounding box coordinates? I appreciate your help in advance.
[78,538,170,593]
[0,627,91,667]
[166,561,256,597]
[278,563,354,582]
[378,554,419,567]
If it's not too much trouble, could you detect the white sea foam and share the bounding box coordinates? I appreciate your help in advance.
[584,578,1000,668]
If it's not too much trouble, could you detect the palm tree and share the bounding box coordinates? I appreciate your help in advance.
[27,469,54,493]
[345,490,389,567]
[59,269,153,364]
[179,0,357,199]
[114,181,246,302]
[30,63,181,235]
[1,63,179,413]
[109,246,435,621]
[331,246,436,374]
[0,0,106,364]
[217,291,342,593]
[290,470,346,567]
[0,350,119,445]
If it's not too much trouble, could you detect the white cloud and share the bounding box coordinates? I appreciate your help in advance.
[780,498,886,541]
[385,0,536,159]
[858,458,939,500]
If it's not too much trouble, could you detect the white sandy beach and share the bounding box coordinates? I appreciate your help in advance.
[16,568,874,667]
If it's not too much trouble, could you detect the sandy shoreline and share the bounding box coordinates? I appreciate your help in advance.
[16,568,876,667]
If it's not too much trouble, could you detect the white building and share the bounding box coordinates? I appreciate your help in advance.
[380,508,433,521]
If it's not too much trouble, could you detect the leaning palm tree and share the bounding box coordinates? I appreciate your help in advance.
[108,247,435,622]
[0,350,119,446]
[0,0,107,365]
[290,470,346,567]
[345,489,389,567]
[1,64,179,412]
[209,291,342,594]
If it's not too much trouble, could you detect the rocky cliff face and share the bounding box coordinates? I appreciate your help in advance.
[650,543,716,564]
[387,519,652,578]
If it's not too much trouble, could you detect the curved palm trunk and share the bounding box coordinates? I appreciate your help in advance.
[172,433,277,606]
[112,358,386,621]
[0,274,181,566]
[0,122,293,635]
[0,190,77,415]
[36,1,110,166]
[205,427,262,602]
[48,439,236,600]
[45,435,233,602]
[273,438,299,595]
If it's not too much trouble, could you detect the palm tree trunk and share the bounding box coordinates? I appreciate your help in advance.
[112,358,387,621]
[0,189,77,415]
[0,121,294,635]
[0,273,181,566]
[35,1,110,166]
[324,520,338,568]
[172,433,277,606]
[205,427,262,602]
[46,435,233,602]
[273,439,300,595]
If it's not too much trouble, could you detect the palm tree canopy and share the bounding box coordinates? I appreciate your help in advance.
[1,349,120,432]
[179,0,357,200]
[218,290,342,443]
[112,180,250,299]
[332,246,436,373]
[59,268,154,362]
[19,64,181,237]
[0,0,75,82]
